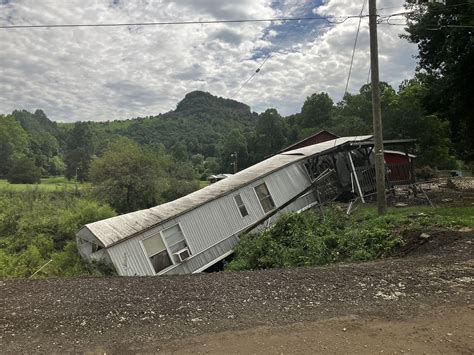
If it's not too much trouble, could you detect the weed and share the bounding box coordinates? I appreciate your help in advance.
[226,204,473,272]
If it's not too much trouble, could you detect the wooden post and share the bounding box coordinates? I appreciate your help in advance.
[368,0,387,214]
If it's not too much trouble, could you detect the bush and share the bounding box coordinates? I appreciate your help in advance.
[0,190,116,278]
[6,157,41,184]
[226,206,413,272]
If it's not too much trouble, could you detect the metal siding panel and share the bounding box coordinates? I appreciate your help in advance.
[108,239,154,276]
[106,161,314,276]
[164,162,312,273]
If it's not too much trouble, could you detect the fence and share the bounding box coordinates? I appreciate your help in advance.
[354,163,415,194]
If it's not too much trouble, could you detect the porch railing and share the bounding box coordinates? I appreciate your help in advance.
[354,163,415,194]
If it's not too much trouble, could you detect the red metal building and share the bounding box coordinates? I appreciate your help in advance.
[279,130,339,153]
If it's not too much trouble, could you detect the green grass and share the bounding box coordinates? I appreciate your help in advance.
[0,177,90,192]
[199,180,209,189]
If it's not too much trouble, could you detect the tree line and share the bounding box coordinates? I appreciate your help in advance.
[0,78,469,214]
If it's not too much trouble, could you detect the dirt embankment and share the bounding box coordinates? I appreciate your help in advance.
[1,230,473,354]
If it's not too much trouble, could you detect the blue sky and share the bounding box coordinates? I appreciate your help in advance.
[0,0,416,122]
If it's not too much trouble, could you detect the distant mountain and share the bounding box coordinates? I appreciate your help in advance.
[90,91,257,157]
[175,91,251,114]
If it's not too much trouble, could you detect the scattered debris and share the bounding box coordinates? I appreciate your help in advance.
[395,202,408,208]
[374,290,406,301]
[408,212,427,219]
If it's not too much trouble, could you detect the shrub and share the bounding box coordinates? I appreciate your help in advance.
[6,157,41,184]
[226,206,412,272]
[0,191,116,278]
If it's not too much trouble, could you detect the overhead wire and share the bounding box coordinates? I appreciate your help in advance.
[3,6,464,109]
[233,24,294,98]
[344,0,367,96]
[0,14,366,29]
[340,0,367,149]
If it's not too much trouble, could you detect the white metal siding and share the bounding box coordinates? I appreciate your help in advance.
[108,161,314,276]
[108,238,155,276]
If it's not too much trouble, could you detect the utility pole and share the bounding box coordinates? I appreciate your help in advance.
[231,152,238,173]
[368,0,386,215]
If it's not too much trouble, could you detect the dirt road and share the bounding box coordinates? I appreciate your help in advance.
[1,230,473,354]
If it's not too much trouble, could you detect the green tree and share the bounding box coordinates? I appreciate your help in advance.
[89,137,168,213]
[389,80,455,167]
[7,157,42,184]
[0,115,30,176]
[12,110,62,176]
[403,0,474,161]
[65,122,96,182]
[300,92,334,128]
[247,109,286,163]
[219,129,249,173]
[203,157,220,175]
[161,160,199,201]
[171,141,188,162]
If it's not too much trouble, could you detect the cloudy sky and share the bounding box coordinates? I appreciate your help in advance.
[0,0,418,122]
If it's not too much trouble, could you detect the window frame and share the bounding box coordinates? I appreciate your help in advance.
[140,232,173,274]
[233,193,249,217]
[160,223,192,265]
[254,182,276,214]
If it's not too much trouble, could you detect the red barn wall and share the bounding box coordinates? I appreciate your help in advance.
[282,131,339,152]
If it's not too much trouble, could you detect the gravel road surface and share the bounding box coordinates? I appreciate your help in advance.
[1,230,473,353]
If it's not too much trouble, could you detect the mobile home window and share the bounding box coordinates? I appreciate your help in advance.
[161,224,191,264]
[142,234,172,273]
[254,183,275,213]
[234,194,249,217]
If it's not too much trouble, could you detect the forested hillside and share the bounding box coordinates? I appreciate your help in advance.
[1,80,469,192]
[86,91,257,158]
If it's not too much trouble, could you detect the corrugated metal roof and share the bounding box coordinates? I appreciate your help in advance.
[81,136,372,247]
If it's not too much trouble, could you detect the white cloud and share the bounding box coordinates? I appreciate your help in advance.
[0,0,417,121]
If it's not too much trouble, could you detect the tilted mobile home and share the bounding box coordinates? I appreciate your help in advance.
[76,136,372,276]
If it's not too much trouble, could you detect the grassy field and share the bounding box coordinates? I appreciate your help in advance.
[0,177,90,192]
[199,180,209,189]
[1,177,206,192]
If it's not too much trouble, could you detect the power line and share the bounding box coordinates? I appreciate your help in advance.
[0,3,469,30]
[233,25,293,97]
[344,0,367,95]
[0,15,365,30]
[342,0,367,149]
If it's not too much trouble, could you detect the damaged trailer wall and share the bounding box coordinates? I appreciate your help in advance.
[106,161,315,276]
